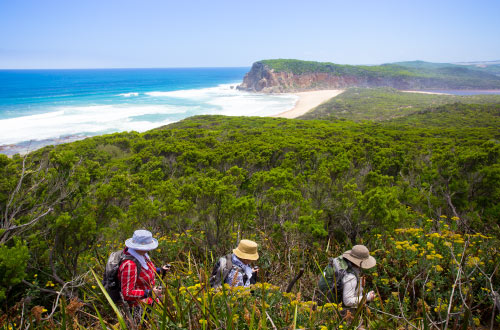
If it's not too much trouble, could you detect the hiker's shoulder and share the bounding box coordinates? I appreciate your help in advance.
[342,272,357,284]
[119,258,138,270]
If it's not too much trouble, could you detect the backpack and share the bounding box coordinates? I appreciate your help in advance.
[209,254,234,288]
[102,250,142,303]
[210,254,257,288]
[317,256,354,304]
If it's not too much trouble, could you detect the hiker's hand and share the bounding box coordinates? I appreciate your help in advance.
[252,266,259,273]
[153,287,163,298]
[160,264,171,276]
[367,291,376,302]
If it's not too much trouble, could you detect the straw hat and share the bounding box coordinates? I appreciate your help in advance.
[233,239,259,261]
[342,245,376,269]
[125,230,158,251]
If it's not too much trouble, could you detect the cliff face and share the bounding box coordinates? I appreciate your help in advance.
[238,62,421,92]
[237,61,499,93]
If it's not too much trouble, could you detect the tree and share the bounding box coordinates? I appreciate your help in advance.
[0,152,79,244]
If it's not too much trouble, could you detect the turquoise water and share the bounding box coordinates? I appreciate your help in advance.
[0,68,297,154]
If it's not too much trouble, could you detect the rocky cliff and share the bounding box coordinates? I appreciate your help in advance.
[237,60,500,93]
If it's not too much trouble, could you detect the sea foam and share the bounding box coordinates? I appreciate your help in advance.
[0,83,297,149]
[118,92,139,97]
[0,104,185,145]
[146,83,297,117]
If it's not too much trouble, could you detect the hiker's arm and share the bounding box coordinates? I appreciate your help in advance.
[342,274,364,307]
[250,267,258,284]
[156,264,171,277]
[120,261,149,300]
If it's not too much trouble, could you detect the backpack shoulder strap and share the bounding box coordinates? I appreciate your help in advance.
[121,254,142,277]
[221,254,239,283]
[225,254,233,270]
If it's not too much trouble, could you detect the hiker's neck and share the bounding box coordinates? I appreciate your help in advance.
[235,255,252,265]
[134,249,148,256]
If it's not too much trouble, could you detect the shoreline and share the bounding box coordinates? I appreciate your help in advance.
[402,90,451,95]
[270,90,345,119]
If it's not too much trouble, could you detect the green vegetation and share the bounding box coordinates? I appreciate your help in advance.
[300,87,500,121]
[452,61,500,76]
[1,100,500,328]
[259,59,500,89]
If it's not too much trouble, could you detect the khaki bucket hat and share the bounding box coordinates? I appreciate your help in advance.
[342,245,376,269]
[233,239,259,261]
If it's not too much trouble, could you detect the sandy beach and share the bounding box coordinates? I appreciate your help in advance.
[271,90,345,119]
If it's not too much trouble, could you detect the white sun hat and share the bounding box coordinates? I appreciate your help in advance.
[125,230,158,251]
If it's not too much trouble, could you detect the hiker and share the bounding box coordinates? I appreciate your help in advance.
[210,239,259,288]
[318,245,376,307]
[118,230,170,321]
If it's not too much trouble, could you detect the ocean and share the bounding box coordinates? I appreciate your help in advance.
[0,68,298,155]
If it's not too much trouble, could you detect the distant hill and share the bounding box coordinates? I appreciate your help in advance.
[452,60,500,76]
[393,60,500,77]
[237,59,500,92]
[299,87,500,122]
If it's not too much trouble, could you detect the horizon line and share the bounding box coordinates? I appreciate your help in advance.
[1,58,500,71]
[0,65,252,71]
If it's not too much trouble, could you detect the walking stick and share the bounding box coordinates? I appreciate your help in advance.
[286,268,305,293]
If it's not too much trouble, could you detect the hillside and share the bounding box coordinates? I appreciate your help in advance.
[454,60,500,76]
[299,87,500,121]
[1,103,500,328]
[237,59,500,92]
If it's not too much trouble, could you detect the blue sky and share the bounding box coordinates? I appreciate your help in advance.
[1,0,499,69]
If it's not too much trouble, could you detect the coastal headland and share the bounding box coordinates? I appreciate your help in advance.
[238,59,500,93]
[239,58,500,118]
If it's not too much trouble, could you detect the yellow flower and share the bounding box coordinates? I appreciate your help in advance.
[467,257,480,267]
[435,265,443,272]
[473,317,480,326]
